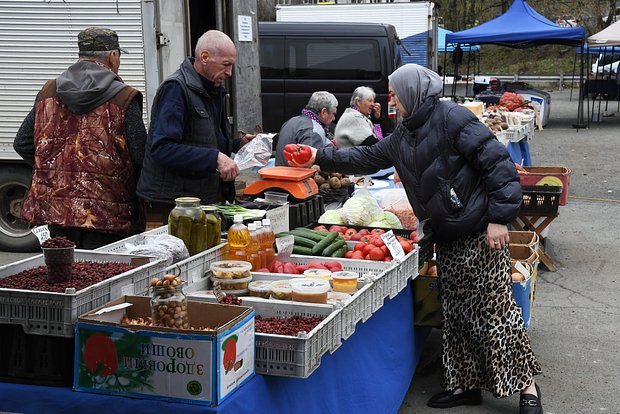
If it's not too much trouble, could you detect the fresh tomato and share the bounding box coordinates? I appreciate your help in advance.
[362,243,376,256]
[380,245,390,257]
[369,247,385,261]
[358,229,370,236]
[344,228,357,237]
[344,251,354,258]
[409,231,419,243]
[350,233,362,241]
[371,228,386,235]
[296,264,311,273]
[283,262,300,274]
[359,236,370,242]
[323,261,343,271]
[384,257,393,262]
[354,242,366,252]
[255,268,270,273]
[372,237,385,247]
[352,250,365,260]
[399,239,413,253]
[313,225,328,232]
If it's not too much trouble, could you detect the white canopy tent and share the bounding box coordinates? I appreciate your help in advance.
[588,20,620,47]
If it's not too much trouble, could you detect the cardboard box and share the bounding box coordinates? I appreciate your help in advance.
[518,166,571,205]
[74,296,255,406]
[509,231,539,252]
[413,275,441,328]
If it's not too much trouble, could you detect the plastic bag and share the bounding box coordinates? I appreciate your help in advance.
[373,188,419,230]
[124,234,189,267]
[233,133,276,170]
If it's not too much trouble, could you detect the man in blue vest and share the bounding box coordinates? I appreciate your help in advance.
[137,30,254,222]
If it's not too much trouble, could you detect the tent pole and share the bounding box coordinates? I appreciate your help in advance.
[465,47,472,97]
[570,47,577,101]
[442,50,448,97]
[573,39,587,129]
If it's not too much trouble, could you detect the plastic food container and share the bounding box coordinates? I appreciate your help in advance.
[303,268,332,281]
[211,275,252,291]
[270,280,293,300]
[290,279,331,304]
[264,191,289,205]
[331,271,359,293]
[248,280,272,299]
[210,260,252,279]
[327,291,352,305]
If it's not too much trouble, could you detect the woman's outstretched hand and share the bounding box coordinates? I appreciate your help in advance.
[284,144,317,167]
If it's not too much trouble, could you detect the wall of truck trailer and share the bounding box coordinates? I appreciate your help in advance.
[0,0,261,252]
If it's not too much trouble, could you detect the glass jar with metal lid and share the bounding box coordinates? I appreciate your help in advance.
[168,197,207,256]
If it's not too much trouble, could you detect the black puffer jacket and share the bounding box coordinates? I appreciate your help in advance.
[317,97,522,243]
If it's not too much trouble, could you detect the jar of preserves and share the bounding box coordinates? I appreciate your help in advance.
[150,275,189,329]
[201,206,222,249]
[168,197,207,256]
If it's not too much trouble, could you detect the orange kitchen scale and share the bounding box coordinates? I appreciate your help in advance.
[243,166,318,200]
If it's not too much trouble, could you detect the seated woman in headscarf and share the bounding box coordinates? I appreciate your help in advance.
[334,86,382,148]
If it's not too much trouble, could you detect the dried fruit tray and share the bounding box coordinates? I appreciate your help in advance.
[0,250,166,337]
[185,280,341,379]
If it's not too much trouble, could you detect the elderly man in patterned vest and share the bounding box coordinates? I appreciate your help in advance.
[14,27,147,249]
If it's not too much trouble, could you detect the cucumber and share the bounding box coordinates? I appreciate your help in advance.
[310,231,339,255]
[321,239,346,257]
[275,232,291,238]
[331,245,348,258]
[293,235,316,248]
[291,228,325,242]
[293,245,313,255]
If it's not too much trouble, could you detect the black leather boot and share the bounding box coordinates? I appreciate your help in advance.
[520,383,543,414]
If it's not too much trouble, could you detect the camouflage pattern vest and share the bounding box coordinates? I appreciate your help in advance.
[20,79,144,234]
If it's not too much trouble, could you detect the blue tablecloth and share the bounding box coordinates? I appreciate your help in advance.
[0,282,429,414]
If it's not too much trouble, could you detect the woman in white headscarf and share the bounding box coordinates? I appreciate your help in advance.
[334,86,382,148]
[290,64,543,414]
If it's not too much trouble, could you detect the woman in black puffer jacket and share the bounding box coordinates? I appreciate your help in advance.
[296,64,543,414]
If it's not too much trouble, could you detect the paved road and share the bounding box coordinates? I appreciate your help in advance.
[1,90,618,414]
[400,90,620,413]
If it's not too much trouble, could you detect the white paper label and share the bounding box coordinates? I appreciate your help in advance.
[514,260,531,279]
[237,15,252,42]
[266,204,290,234]
[275,234,295,259]
[31,225,51,245]
[381,230,405,261]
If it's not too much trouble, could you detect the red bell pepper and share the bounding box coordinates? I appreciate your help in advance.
[283,144,312,165]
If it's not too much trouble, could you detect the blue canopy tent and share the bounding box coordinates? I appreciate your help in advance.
[445,0,585,47]
[444,0,587,127]
[438,28,479,53]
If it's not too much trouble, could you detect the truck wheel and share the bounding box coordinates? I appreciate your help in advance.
[0,165,39,252]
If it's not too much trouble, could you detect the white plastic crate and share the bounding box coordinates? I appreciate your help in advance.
[94,226,168,253]
[504,123,528,142]
[164,242,227,284]
[0,250,166,337]
[185,281,341,378]
[394,248,419,293]
[339,282,373,340]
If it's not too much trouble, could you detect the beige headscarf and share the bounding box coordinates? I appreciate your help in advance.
[388,64,443,116]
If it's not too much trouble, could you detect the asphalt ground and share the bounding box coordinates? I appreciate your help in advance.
[399,89,620,414]
[1,89,619,414]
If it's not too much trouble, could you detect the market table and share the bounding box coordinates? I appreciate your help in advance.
[0,281,429,414]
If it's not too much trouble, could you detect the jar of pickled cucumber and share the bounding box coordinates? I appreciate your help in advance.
[201,206,222,249]
[168,197,207,256]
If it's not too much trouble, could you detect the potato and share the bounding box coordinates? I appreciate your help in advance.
[340,177,351,186]
[329,176,342,189]
[313,173,326,185]
[330,172,343,179]
[319,183,331,191]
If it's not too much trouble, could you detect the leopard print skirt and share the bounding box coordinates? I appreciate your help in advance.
[436,232,542,398]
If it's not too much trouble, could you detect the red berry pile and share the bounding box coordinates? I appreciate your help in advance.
[219,294,242,305]
[0,262,136,292]
[41,236,76,248]
[255,315,324,336]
